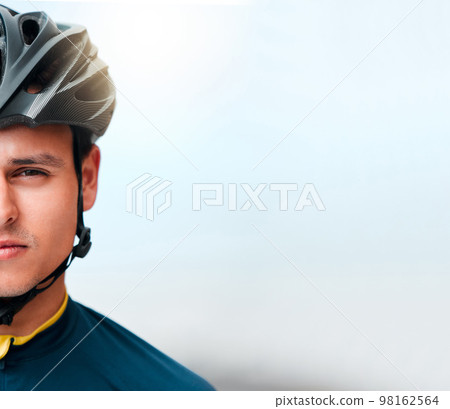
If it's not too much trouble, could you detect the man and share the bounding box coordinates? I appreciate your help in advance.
[0,4,214,391]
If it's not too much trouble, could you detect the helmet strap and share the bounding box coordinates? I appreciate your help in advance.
[72,129,92,258]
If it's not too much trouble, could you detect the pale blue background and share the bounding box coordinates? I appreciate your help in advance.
[8,0,450,390]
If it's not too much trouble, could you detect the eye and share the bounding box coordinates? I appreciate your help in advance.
[15,169,48,177]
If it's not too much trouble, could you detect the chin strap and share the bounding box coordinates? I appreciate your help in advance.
[0,253,73,325]
[72,128,92,259]
[0,130,92,326]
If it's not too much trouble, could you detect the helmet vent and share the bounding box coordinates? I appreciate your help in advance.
[21,19,40,45]
[24,55,62,94]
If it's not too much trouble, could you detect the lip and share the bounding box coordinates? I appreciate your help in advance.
[0,240,28,260]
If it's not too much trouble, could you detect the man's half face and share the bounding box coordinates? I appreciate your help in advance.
[0,124,78,297]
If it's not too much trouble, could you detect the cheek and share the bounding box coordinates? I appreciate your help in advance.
[18,177,79,255]
[45,191,78,243]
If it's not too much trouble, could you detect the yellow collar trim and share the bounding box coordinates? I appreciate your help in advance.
[0,292,68,360]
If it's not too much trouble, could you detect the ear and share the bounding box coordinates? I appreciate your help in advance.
[82,144,101,211]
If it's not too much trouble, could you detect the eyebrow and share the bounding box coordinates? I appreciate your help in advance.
[8,153,65,168]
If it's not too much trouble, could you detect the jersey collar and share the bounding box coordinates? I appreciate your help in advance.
[0,292,68,360]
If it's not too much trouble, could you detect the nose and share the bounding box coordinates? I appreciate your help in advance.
[0,176,18,226]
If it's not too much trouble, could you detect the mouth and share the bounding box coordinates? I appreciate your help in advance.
[0,241,28,260]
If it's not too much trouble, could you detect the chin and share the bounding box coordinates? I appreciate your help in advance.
[0,272,42,298]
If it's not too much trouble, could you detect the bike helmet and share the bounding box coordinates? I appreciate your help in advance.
[0,4,116,325]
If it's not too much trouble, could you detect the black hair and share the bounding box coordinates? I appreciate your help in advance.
[71,126,94,160]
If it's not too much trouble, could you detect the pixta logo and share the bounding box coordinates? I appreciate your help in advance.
[192,183,325,211]
[126,173,173,221]
[126,175,325,221]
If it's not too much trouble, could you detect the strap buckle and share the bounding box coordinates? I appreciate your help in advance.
[73,226,91,258]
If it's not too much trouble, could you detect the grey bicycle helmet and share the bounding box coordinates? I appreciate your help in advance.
[0,4,115,136]
[0,4,116,325]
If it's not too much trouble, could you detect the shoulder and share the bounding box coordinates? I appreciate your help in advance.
[66,298,215,391]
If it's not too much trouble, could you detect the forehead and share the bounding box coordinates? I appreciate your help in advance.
[0,124,73,163]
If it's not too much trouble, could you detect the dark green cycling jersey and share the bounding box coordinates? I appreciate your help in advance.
[0,295,215,391]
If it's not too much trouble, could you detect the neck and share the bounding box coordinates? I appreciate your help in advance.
[0,274,66,337]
